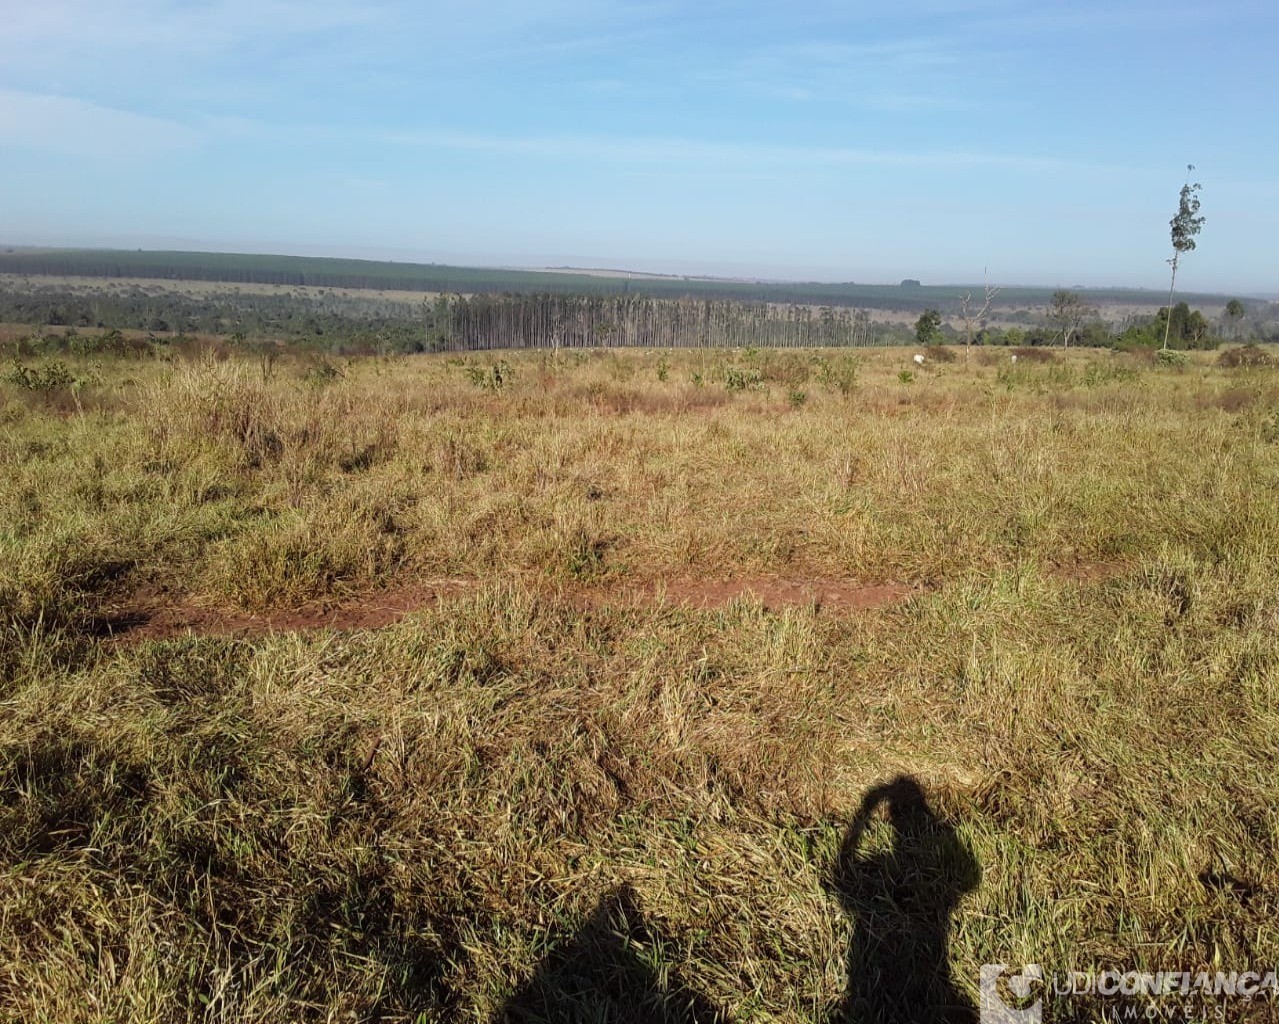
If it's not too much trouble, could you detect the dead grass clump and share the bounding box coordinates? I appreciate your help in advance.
[148,357,284,467]
[576,382,644,414]
[1207,387,1258,413]
[674,385,732,412]
[1218,343,1274,369]
[169,334,234,360]
[759,350,812,387]
[146,357,401,473]
[202,490,411,609]
[0,525,134,640]
[431,431,490,478]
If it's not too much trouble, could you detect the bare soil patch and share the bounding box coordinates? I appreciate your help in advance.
[104,576,913,642]
[631,577,912,612]
[105,580,473,642]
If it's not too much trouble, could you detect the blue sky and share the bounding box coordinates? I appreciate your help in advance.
[1,1,1276,292]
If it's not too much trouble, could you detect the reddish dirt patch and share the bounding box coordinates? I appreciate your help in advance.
[105,576,913,643]
[623,578,913,612]
[106,580,474,643]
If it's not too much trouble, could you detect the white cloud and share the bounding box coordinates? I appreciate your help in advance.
[0,89,201,157]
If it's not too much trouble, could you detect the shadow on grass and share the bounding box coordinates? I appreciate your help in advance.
[825,774,981,1024]
[495,774,979,1023]
[495,884,722,1023]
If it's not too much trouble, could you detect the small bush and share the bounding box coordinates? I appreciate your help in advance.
[815,355,858,395]
[924,345,957,363]
[5,359,77,391]
[1012,347,1056,364]
[1155,349,1188,367]
[303,358,344,386]
[1082,361,1139,387]
[465,360,513,390]
[724,365,764,391]
[68,330,153,359]
[1210,388,1256,413]
[1218,344,1274,369]
[760,351,811,388]
[1116,344,1156,364]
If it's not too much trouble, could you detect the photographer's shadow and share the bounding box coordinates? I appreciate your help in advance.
[495,774,976,1023]
[495,884,721,1023]
[825,775,981,1024]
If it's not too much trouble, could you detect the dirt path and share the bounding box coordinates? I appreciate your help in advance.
[104,576,914,643]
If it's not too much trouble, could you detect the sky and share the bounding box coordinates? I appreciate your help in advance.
[1,1,1277,293]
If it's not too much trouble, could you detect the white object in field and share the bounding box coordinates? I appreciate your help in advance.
[1010,353,1018,363]
[913,354,925,365]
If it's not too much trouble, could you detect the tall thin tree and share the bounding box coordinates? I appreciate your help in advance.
[1161,166,1205,351]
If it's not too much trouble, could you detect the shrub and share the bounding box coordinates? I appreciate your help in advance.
[1217,344,1274,369]
[5,359,77,391]
[303,358,344,386]
[815,355,858,395]
[924,345,956,363]
[1082,361,1139,387]
[1114,332,1158,354]
[1155,349,1188,367]
[759,351,811,388]
[1212,388,1255,413]
[465,360,513,390]
[43,329,153,359]
[1116,344,1157,364]
[724,365,764,391]
[1012,347,1056,364]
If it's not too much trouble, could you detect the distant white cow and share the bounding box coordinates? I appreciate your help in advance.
[913,354,925,366]
[1010,353,1018,364]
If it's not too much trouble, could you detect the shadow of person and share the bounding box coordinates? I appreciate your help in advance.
[825,775,981,1024]
[495,884,722,1023]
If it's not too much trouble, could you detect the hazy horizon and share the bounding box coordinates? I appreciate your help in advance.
[4,236,1269,299]
[3,1,1277,293]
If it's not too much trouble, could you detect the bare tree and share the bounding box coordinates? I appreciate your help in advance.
[1047,289,1095,348]
[957,277,1000,360]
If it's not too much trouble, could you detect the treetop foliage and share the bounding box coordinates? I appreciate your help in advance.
[1170,171,1205,257]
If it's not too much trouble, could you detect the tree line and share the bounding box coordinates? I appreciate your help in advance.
[0,248,1236,312]
[3,281,1273,356]
[0,284,891,353]
[424,294,880,350]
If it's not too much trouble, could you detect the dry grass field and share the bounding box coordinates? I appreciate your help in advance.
[1,343,1278,1022]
